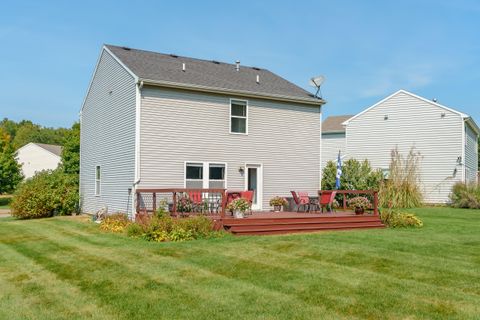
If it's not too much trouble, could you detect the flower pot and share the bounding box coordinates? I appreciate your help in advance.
[273,205,282,212]
[354,207,365,215]
[233,210,244,219]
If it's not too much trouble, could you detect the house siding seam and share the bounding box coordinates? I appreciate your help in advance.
[345,91,463,204]
[138,86,321,210]
[80,49,137,214]
[321,133,346,170]
[464,122,478,183]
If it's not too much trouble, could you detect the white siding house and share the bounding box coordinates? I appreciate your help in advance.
[321,115,352,169]
[338,90,479,203]
[80,45,324,215]
[16,143,62,179]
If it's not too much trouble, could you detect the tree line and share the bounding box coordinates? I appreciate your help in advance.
[0,118,79,194]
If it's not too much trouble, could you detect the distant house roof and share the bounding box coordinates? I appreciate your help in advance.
[32,143,62,157]
[322,115,354,133]
[104,44,324,105]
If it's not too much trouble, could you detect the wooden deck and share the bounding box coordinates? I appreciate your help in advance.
[219,211,385,235]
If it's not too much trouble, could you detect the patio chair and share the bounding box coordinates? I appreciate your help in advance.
[319,191,337,213]
[240,190,254,215]
[188,191,205,213]
[291,191,310,212]
[298,191,320,212]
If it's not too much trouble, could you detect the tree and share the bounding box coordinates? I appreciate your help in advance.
[0,128,23,194]
[61,122,80,174]
[321,158,383,191]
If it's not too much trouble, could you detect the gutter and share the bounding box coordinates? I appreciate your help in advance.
[140,78,326,106]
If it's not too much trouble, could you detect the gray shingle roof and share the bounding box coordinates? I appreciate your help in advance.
[34,143,62,156]
[322,115,354,133]
[105,45,322,105]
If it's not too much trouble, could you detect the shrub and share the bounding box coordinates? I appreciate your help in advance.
[322,158,383,193]
[176,195,193,213]
[380,209,423,228]
[126,223,144,237]
[127,215,217,242]
[379,148,423,209]
[11,169,79,219]
[100,213,131,233]
[348,196,371,209]
[449,182,480,209]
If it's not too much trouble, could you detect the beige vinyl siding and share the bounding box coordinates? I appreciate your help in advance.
[138,86,321,210]
[464,123,478,183]
[321,132,346,170]
[80,49,136,214]
[16,144,61,179]
[346,91,464,203]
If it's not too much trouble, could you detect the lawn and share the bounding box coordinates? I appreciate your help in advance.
[0,208,479,320]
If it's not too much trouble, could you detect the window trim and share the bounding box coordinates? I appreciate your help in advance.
[229,98,248,135]
[184,161,228,189]
[95,165,101,196]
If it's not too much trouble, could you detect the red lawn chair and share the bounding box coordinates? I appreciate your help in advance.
[319,191,337,213]
[291,191,310,212]
[241,190,254,215]
[188,191,205,213]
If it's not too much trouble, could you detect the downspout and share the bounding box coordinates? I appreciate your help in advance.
[78,110,83,214]
[319,105,323,190]
[132,80,143,218]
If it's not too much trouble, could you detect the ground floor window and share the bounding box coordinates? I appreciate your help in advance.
[95,165,101,195]
[185,162,226,189]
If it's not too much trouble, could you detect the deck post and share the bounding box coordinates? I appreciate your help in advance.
[220,190,226,219]
[373,191,379,215]
[152,192,156,213]
[343,193,347,210]
[172,191,177,215]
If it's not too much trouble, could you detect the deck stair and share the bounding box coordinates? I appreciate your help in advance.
[222,213,385,235]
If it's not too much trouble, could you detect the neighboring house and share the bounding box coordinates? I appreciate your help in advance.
[321,115,353,169]
[16,143,62,179]
[328,90,479,203]
[80,45,324,215]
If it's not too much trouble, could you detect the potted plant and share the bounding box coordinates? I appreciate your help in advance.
[348,196,371,215]
[269,196,288,212]
[176,196,193,213]
[226,198,250,218]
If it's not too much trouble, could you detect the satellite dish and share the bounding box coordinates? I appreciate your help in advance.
[309,75,325,98]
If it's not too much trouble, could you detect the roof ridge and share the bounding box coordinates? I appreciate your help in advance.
[104,44,264,71]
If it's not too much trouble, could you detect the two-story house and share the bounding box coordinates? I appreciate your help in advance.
[80,45,324,215]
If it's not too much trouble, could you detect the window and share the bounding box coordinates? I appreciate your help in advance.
[230,100,247,134]
[185,162,226,189]
[185,163,203,188]
[209,163,225,188]
[95,166,101,195]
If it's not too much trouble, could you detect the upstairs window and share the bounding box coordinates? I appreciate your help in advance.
[95,166,101,196]
[230,100,247,134]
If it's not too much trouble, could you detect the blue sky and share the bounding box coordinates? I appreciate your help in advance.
[1,0,479,128]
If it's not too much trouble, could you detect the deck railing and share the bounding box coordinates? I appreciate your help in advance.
[135,188,227,218]
[318,190,379,215]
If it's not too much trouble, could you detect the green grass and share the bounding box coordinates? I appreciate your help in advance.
[0,208,479,319]
[0,195,12,209]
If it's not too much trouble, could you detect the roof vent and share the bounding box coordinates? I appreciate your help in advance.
[432,98,438,103]
[170,54,179,58]
[182,63,185,72]
[122,46,131,51]
[252,67,261,71]
[212,60,220,64]
[256,75,260,84]
[236,60,240,71]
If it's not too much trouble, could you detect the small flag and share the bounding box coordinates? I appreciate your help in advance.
[335,151,342,189]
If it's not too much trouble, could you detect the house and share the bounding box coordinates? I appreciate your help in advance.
[80,45,324,215]
[16,142,62,179]
[321,115,353,168]
[324,90,479,203]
